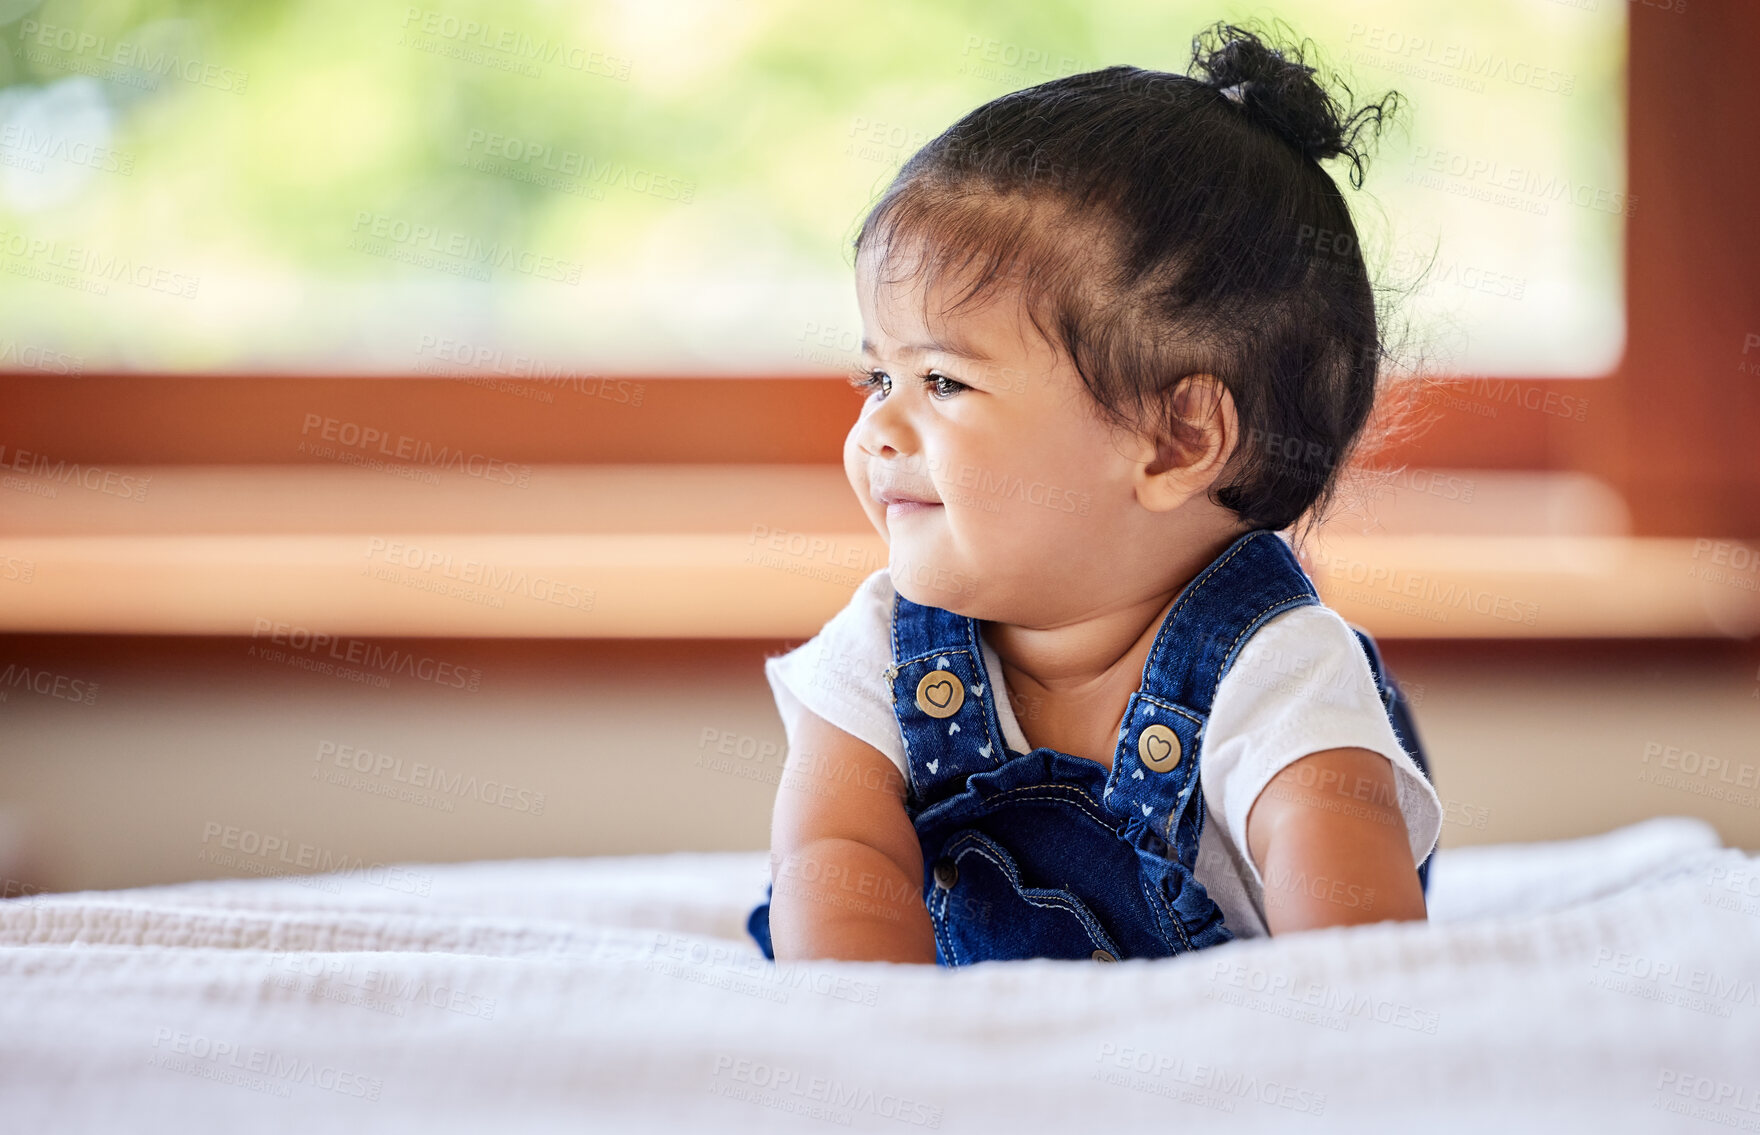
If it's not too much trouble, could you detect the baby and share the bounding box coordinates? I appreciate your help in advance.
[748,21,1442,965]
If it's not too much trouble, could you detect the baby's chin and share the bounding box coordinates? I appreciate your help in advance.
[887,545,987,616]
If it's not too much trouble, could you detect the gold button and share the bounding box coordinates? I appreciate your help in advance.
[1137,723,1181,772]
[1092,949,1116,962]
[915,669,964,718]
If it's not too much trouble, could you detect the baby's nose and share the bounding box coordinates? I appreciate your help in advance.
[851,400,913,457]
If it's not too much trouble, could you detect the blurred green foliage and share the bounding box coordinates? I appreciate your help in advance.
[0,0,1624,374]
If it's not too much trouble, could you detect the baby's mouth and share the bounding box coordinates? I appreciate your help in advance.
[872,482,943,511]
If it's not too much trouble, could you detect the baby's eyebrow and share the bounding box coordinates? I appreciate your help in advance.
[860,336,993,363]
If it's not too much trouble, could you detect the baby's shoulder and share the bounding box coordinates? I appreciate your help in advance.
[1209,600,1387,722]
[1231,600,1372,671]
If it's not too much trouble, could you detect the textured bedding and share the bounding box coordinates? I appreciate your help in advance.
[1,816,1755,1133]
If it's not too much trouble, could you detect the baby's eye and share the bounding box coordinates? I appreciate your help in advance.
[848,368,890,397]
[925,372,967,399]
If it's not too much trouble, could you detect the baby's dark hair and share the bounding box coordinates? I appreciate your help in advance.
[853,19,1408,533]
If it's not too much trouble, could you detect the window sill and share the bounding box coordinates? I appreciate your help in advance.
[1,466,1753,639]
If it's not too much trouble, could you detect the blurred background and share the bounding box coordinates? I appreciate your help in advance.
[0,0,1755,895]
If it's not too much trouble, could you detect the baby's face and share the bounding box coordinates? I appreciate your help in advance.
[844,243,1159,621]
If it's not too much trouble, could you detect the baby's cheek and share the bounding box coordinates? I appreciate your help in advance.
[842,431,867,495]
[843,430,887,540]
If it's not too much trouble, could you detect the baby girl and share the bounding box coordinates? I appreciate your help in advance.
[747,21,1442,965]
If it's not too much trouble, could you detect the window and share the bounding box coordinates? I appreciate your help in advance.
[0,0,1624,377]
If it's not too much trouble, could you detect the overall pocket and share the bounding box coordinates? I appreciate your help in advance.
[927,829,1125,965]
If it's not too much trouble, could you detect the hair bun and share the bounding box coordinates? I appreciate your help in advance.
[1190,20,1399,189]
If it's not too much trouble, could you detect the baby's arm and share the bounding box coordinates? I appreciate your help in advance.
[767,707,937,964]
[1244,747,1428,933]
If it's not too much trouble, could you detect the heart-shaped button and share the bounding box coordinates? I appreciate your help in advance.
[914,669,964,719]
[1137,723,1182,773]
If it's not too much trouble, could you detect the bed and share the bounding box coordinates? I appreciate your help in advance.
[1,815,1755,1133]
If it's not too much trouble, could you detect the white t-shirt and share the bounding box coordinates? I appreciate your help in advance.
[764,568,1443,939]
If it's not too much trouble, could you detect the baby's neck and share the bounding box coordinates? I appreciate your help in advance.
[980,588,1180,701]
[981,528,1239,693]
[983,592,1175,768]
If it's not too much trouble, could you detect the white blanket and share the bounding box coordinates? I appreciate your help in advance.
[2,816,1756,1133]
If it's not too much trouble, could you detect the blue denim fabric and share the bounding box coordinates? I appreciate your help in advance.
[748,529,1433,964]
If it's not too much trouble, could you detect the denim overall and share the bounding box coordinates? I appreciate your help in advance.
[747,529,1432,965]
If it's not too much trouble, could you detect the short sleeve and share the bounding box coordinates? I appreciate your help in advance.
[763,569,908,776]
[1197,604,1444,895]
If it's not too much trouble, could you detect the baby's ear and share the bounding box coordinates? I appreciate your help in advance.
[1131,374,1240,512]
